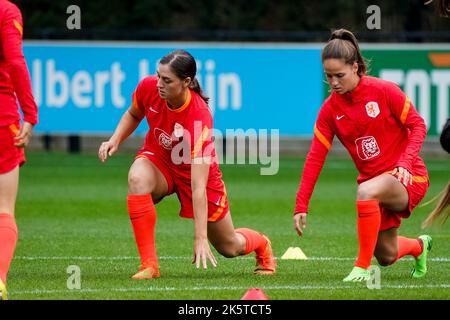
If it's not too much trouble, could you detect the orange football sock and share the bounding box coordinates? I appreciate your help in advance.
[0,213,18,283]
[127,194,158,266]
[390,236,423,265]
[235,228,267,255]
[355,200,381,269]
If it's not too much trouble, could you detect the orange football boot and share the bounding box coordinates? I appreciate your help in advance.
[131,260,160,279]
[254,235,276,275]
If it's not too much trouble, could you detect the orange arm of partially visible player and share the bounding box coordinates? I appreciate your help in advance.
[1,5,38,125]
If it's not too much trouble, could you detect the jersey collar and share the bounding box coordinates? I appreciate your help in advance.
[166,89,192,113]
[337,75,367,103]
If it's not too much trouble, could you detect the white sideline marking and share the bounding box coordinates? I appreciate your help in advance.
[14,256,450,262]
[12,284,450,295]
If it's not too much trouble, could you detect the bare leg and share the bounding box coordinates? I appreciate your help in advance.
[207,213,246,258]
[207,212,276,274]
[344,174,410,281]
[127,157,169,278]
[357,173,408,210]
[374,227,398,266]
[356,174,422,268]
[0,166,19,215]
[128,157,168,198]
[0,166,19,286]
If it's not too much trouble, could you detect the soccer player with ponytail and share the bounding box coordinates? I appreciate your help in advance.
[293,29,432,282]
[99,50,276,279]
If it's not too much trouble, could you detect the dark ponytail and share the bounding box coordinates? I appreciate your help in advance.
[425,0,450,17]
[440,118,450,153]
[159,49,209,104]
[189,77,209,104]
[422,182,450,228]
[438,0,450,17]
[322,28,368,76]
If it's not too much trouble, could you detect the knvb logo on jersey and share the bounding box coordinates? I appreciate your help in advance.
[365,102,380,118]
[355,136,380,160]
[155,128,173,150]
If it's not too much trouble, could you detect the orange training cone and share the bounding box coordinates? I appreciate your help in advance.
[240,288,270,300]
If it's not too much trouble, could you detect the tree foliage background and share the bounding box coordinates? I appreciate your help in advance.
[10,0,450,41]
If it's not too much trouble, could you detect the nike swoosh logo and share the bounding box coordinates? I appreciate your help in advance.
[336,115,345,120]
[149,107,159,113]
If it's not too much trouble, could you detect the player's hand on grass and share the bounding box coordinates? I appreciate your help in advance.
[192,237,217,269]
[294,212,307,237]
[98,140,118,162]
[14,121,33,148]
[391,167,412,186]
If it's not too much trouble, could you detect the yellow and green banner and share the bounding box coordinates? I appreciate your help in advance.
[364,46,450,136]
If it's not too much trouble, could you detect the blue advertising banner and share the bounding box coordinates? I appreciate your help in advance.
[24,42,324,136]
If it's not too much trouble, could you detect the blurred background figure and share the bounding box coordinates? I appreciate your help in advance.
[422,118,450,229]
[0,0,38,300]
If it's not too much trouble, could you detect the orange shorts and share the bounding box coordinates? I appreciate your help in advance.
[135,149,229,222]
[0,123,25,174]
[379,175,429,231]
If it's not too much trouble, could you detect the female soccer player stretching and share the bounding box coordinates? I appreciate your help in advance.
[293,29,432,282]
[99,50,276,279]
[0,0,39,300]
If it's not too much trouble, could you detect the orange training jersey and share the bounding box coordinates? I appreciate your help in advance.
[132,75,221,185]
[295,76,428,213]
[0,0,38,126]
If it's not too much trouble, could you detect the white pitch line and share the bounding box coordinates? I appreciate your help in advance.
[14,256,450,262]
[12,284,450,295]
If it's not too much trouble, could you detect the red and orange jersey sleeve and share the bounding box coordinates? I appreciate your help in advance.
[187,107,214,159]
[0,2,38,125]
[131,77,150,112]
[385,80,413,125]
[294,103,335,214]
[131,90,144,112]
[384,81,427,172]
[131,76,159,113]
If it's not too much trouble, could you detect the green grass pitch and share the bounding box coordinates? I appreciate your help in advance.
[8,152,450,299]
